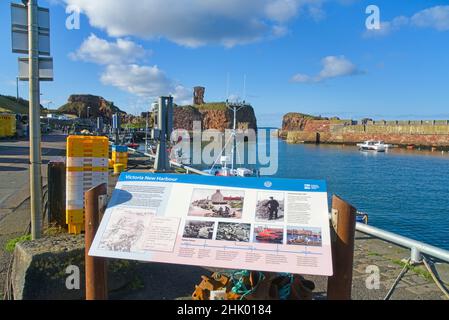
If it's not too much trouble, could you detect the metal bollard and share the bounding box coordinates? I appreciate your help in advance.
[47,161,66,228]
[327,195,357,300]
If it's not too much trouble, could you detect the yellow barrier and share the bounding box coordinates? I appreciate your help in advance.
[108,159,115,169]
[113,163,126,175]
[66,135,109,234]
[112,152,128,167]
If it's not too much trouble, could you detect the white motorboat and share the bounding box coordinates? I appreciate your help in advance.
[357,140,387,152]
[204,156,258,177]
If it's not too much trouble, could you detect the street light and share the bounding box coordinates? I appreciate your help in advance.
[16,77,19,100]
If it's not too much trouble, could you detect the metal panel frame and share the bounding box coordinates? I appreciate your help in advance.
[11,3,51,55]
[18,56,53,81]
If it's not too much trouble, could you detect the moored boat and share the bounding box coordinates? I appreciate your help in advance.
[357,140,387,152]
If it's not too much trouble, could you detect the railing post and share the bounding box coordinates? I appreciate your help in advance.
[47,161,66,228]
[327,195,357,300]
[85,183,108,300]
[411,247,423,265]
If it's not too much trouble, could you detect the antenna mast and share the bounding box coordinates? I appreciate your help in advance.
[243,74,247,102]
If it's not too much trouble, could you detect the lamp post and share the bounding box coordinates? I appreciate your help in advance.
[16,76,19,100]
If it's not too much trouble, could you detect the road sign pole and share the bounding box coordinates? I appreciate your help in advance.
[28,0,43,240]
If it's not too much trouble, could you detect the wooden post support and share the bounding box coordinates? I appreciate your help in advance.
[85,183,108,300]
[47,161,66,227]
[327,195,357,300]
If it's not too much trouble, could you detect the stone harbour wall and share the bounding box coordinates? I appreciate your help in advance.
[282,113,449,147]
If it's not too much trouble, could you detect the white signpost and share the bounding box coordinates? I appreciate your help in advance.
[10,1,53,240]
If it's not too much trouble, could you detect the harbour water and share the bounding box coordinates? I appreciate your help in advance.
[274,140,449,250]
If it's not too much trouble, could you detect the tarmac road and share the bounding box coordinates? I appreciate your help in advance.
[0,132,67,214]
[0,132,67,299]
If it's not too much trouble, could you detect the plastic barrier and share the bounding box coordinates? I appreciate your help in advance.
[66,135,109,234]
[113,163,126,175]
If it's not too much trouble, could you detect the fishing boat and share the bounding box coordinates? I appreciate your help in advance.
[126,142,139,149]
[204,156,256,177]
[203,100,258,177]
[125,138,139,149]
[356,211,369,224]
[171,146,191,165]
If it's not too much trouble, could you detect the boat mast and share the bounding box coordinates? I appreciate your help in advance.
[145,111,149,153]
[232,103,237,171]
[228,100,245,172]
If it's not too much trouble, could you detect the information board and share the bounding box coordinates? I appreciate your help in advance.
[89,173,333,276]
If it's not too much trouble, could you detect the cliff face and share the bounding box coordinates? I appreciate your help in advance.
[282,113,323,131]
[173,106,203,131]
[173,103,257,131]
[58,95,125,120]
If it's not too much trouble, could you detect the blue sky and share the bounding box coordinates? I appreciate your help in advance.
[1,0,448,127]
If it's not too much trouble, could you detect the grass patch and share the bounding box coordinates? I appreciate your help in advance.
[196,102,228,111]
[392,259,433,281]
[4,226,67,253]
[367,252,381,257]
[5,234,32,253]
[44,226,66,237]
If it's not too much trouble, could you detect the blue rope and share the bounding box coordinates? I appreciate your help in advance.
[229,270,297,300]
[229,270,266,300]
[278,273,294,300]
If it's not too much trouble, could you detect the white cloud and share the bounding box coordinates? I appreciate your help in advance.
[291,74,313,83]
[71,35,192,105]
[265,0,303,22]
[101,64,171,97]
[364,5,449,37]
[364,16,409,38]
[100,64,192,105]
[411,6,449,31]
[70,33,150,65]
[291,55,362,83]
[172,85,193,105]
[64,0,324,47]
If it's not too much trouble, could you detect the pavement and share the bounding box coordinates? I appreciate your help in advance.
[306,232,449,300]
[119,233,449,300]
[0,132,67,299]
